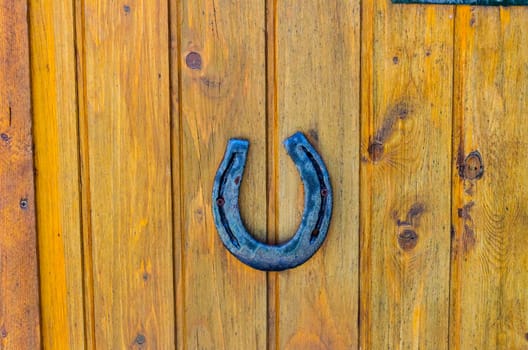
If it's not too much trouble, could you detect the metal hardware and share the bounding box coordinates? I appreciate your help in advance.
[393,0,528,5]
[212,132,333,271]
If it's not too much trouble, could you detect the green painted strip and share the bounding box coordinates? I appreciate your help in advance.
[393,0,528,5]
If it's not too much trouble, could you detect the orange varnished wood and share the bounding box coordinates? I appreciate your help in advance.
[451,7,528,349]
[29,0,85,347]
[176,0,268,348]
[360,1,454,348]
[80,0,175,348]
[22,1,528,349]
[273,1,360,349]
[0,1,41,348]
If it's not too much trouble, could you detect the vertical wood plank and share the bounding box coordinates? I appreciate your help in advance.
[177,0,268,348]
[274,1,360,348]
[29,0,85,348]
[0,1,41,348]
[81,0,175,347]
[360,2,454,349]
[450,7,528,349]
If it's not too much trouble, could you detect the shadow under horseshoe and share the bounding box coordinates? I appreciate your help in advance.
[212,132,333,271]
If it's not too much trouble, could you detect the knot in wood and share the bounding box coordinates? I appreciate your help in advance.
[135,334,146,345]
[368,141,384,162]
[398,229,418,251]
[461,151,484,180]
[185,52,202,70]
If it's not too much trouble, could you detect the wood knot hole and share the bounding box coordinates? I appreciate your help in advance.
[398,229,418,251]
[186,52,202,70]
[368,141,384,162]
[461,151,484,180]
[135,334,146,345]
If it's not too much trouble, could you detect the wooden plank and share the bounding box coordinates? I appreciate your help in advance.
[29,0,85,348]
[359,2,454,349]
[81,0,175,347]
[177,0,268,348]
[450,7,528,349]
[0,1,41,348]
[273,1,360,348]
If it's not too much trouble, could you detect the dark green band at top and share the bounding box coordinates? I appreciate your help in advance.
[393,0,528,5]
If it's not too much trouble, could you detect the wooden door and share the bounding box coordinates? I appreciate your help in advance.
[0,0,524,349]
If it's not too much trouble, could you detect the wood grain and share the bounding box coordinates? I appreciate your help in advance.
[0,1,41,348]
[360,1,454,349]
[29,0,85,348]
[177,0,268,348]
[81,0,175,347]
[25,2,528,348]
[273,1,360,349]
[450,7,528,349]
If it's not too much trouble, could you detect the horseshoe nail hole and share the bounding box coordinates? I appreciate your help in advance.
[321,188,328,197]
[216,197,225,207]
[310,228,320,242]
[398,229,418,251]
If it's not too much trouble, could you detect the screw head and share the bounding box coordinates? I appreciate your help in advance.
[19,198,28,210]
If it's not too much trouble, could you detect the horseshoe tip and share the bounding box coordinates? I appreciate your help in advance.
[227,138,249,152]
[283,132,309,152]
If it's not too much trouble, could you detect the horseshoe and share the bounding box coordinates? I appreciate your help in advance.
[212,132,333,271]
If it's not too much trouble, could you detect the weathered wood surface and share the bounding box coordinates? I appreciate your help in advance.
[360,1,454,349]
[29,0,85,348]
[25,1,528,349]
[176,0,268,348]
[0,1,41,348]
[81,0,175,348]
[272,1,360,349]
[450,7,528,349]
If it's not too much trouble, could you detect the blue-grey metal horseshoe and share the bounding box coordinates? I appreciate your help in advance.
[212,132,332,271]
